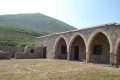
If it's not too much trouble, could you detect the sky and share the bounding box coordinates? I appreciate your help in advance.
[0,0,120,29]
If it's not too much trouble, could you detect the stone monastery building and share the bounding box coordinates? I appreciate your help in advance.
[35,23,120,66]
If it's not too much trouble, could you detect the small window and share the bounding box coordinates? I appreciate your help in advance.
[61,46,67,54]
[93,45,102,55]
[31,49,34,53]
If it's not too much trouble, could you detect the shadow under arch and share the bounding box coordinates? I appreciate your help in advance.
[87,30,112,64]
[69,33,86,61]
[54,35,68,59]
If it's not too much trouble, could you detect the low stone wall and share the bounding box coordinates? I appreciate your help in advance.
[0,46,43,59]
[0,46,24,58]
[15,47,43,59]
[0,52,11,59]
[15,52,41,59]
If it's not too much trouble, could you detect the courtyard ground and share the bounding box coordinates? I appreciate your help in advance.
[0,59,120,80]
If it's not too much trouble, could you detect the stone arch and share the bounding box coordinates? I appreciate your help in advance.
[87,30,112,64]
[24,45,34,53]
[69,33,86,61]
[115,38,120,65]
[54,36,68,59]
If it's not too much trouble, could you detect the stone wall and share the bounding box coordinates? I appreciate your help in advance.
[0,46,24,59]
[15,52,41,59]
[0,52,11,59]
[15,47,42,59]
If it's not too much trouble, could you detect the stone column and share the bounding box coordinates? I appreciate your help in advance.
[110,51,118,67]
[86,51,90,63]
[67,51,70,60]
[110,51,114,65]
[53,50,56,59]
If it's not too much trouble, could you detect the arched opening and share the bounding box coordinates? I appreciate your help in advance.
[55,37,67,59]
[116,41,120,65]
[69,35,86,61]
[88,32,110,64]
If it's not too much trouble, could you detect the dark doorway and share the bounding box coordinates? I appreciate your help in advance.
[74,46,79,60]
[43,47,47,58]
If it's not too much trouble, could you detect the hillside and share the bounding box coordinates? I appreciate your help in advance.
[0,13,76,46]
[0,13,76,33]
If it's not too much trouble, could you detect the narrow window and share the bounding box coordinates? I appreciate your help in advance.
[93,45,102,55]
[61,46,67,54]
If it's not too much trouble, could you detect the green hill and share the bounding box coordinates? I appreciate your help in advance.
[0,13,76,46]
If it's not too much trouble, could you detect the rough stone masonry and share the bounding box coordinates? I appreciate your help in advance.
[35,23,120,67]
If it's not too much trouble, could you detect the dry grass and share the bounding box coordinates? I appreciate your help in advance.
[0,59,120,80]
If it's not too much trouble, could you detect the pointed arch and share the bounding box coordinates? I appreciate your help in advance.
[69,33,86,49]
[87,30,112,52]
[69,33,86,61]
[87,30,112,64]
[54,35,68,59]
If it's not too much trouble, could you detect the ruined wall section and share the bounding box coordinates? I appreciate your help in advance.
[15,47,42,59]
[0,46,24,58]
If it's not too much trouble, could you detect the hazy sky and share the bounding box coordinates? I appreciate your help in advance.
[0,0,120,29]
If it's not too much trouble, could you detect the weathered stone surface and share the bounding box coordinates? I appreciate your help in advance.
[15,46,42,59]
[35,23,120,66]
[0,52,11,59]
[0,46,24,58]
[15,52,41,59]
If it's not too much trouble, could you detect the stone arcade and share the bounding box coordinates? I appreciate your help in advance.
[35,23,120,66]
